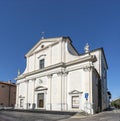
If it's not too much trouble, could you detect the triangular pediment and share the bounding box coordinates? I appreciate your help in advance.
[69,90,83,94]
[25,37,63,57]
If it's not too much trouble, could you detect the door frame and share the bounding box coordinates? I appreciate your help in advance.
[35,86,48,109]
[37,93,44,108]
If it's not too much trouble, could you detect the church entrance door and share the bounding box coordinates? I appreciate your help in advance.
[38,93,44,108]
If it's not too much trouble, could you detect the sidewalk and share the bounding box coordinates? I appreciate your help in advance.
[59,112,90,121]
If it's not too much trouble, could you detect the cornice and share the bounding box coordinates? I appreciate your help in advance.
[66,55,96,67]
[16,62,65,80]
[16,55,96,80]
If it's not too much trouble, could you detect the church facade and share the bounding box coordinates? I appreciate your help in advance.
[15,36,108,114]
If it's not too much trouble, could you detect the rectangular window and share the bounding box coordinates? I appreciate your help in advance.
[72,96,79,108]
[1,85,5,88]
[39,59,45,69]
[20,99,24,107]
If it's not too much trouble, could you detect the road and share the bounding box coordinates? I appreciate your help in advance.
[60,109,120,121]
[0,110,71,121]
[0,109,119,121]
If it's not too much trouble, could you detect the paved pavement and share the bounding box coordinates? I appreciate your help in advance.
[0,109,120,121]
[60,109,120,121]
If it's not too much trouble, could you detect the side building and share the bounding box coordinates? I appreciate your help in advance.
[0,81,16,107]
[15,36,109,114]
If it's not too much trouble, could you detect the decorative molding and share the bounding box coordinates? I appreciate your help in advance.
[35,86,48,91]
[83,65,94,72]
[32,78,36,81]
[39,79,43,84]
[25,37,62,57]
[37,54,46,59]
[63,72,69,77]
[24,80,29,83]
[66,55,96,67]
[16,55,96,80]
[69,90,83,94]
[19,95,25,98]
[57,72,63,76]
[16,63,65,80]
[47,74,53,79]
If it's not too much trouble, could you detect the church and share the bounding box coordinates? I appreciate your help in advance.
[15,36,109,114]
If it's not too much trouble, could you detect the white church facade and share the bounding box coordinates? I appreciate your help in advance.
[15,36,109,114]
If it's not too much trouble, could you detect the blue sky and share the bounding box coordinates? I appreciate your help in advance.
[0,0,120,99]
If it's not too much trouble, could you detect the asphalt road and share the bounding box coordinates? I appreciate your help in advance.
[0,109,120,121]
[60,109,120,121]
[0,110,71,121]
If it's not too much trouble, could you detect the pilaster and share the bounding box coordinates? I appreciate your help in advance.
[47,74,53,110]
[83,65,94,114]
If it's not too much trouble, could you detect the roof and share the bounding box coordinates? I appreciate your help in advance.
[0,81,16,87]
